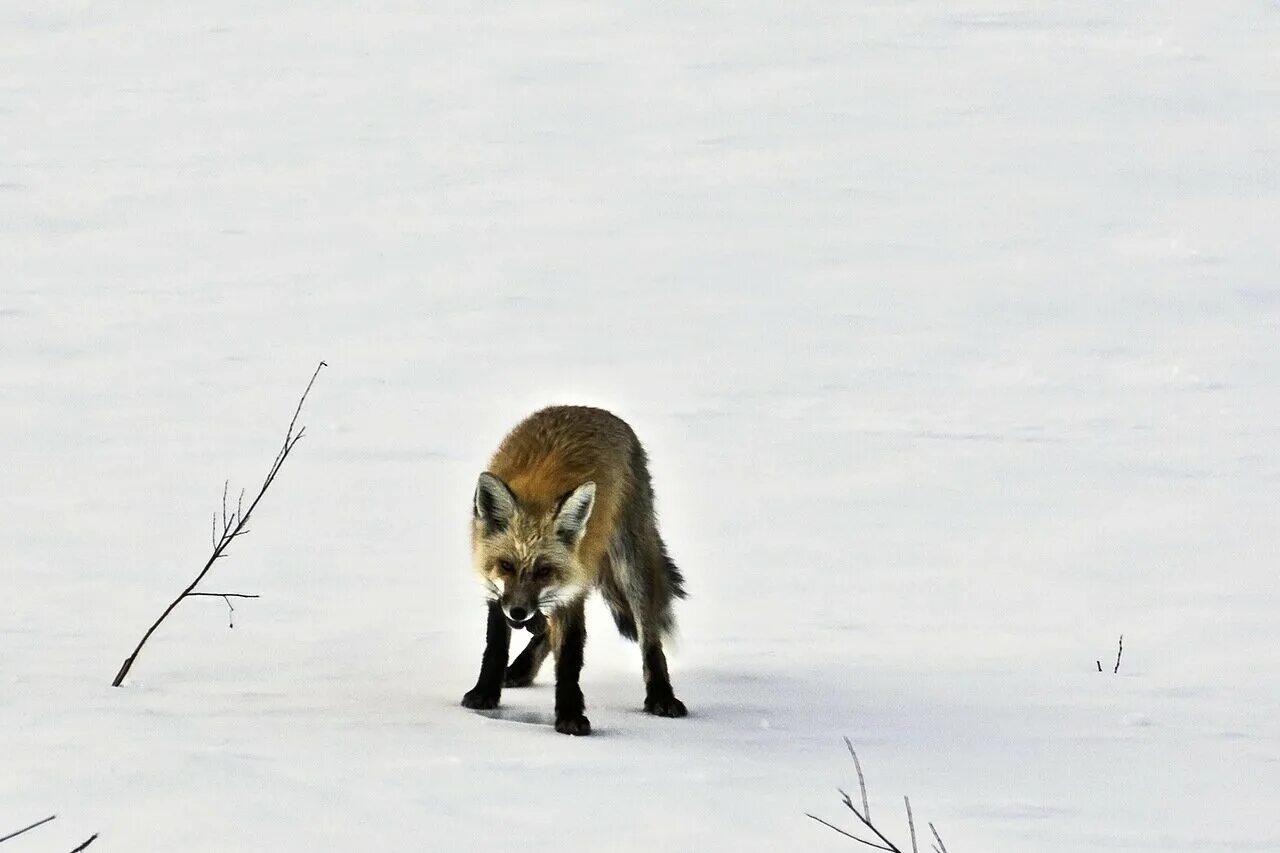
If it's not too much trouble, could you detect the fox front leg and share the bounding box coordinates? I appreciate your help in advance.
[552,599,590,735]
[462,600,511,710]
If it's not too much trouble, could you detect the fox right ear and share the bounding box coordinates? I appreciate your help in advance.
[474,472,517,534]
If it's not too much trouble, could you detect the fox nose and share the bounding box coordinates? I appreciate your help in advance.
[508,606,529,622]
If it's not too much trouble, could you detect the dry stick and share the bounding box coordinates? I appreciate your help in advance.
[0,815,56,844]
[845,737,871,820]
[188,592,262,629]
[905,797,918,853]
[811,743,953,853]
[111,362,326,687]
[804,814,893,851]
[840,790,905,853]
[68,835,99,853]
[929,822,949,853]
[1114,634,1124,674]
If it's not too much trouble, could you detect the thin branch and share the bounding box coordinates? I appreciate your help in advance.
[929,823,949,853]
[111,361,326,687]
[811,742,953,852]
[0,815,56,844]
[845,736,871,820]
[68,834,99,853]
[905,796,918,853]
[1114,634,1124,674]
[805,815,893,851]
[841,797,904,853]
[188,592,259,628]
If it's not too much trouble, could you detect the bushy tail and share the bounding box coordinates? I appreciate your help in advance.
[611,609,638,641]
[663,550,688,600]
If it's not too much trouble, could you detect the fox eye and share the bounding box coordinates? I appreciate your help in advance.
[532,561,553,580]
[495,559,516,576]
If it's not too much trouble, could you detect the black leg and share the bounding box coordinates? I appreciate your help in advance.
[553,600,590,735]
[504,632,549,687]
[461,601,510,710]
[642,639,687,718]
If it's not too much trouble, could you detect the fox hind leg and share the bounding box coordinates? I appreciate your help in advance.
[504,633,549,687]
[639,630,686,717]
[623,531,687,718]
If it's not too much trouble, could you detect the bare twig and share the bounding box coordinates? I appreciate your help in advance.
[929,822,949,853]
[845,736,870,820]
[111,362,326,687]
[188,592,262,629]
[68,835,99,853]
[1098,634,1124,674]
[840,792,904,853]
[810,741,954,852]
[0,814,56,844]
[805,815,893,851]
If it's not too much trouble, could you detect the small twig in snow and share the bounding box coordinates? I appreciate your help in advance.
[110,361,325,686]
[805,814,893,851]
[188,592,262,628]
[845,736,870,820]
[929,822,949,853]
[809,740,955,852]
[68,834,99,852]
[1114,634,1124,674]
[0,814,56,844]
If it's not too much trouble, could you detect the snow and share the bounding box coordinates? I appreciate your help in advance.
[3,1,1279,850]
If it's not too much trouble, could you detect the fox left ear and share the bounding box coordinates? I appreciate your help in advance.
[554,481,596,547]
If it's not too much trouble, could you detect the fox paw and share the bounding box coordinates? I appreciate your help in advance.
[644,695,688,718]
[503,670,534,688]
[554,715,592,736]
[461,688,500,710]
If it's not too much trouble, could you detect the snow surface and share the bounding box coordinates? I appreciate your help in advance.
[3,2,1279,850]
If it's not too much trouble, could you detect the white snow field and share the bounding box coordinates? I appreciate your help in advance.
[3,2,1279,850]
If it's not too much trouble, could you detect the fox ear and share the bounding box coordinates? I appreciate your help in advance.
[474,472,517,534]
[554,481,596,547]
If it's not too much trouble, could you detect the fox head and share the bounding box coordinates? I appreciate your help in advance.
[471,472,596,627]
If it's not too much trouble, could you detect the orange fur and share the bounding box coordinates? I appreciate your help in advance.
[484,405,635,574]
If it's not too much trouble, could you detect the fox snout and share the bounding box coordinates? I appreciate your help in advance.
[500,592,543,629]
[502,601,547,634]
[503,601,534,624]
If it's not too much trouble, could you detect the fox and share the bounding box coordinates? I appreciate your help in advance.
[460,405,688,735]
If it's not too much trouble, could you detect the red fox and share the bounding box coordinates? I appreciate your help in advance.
[461,406,688,735]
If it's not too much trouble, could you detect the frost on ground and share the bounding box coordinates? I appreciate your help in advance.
[2,2,1278,851]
